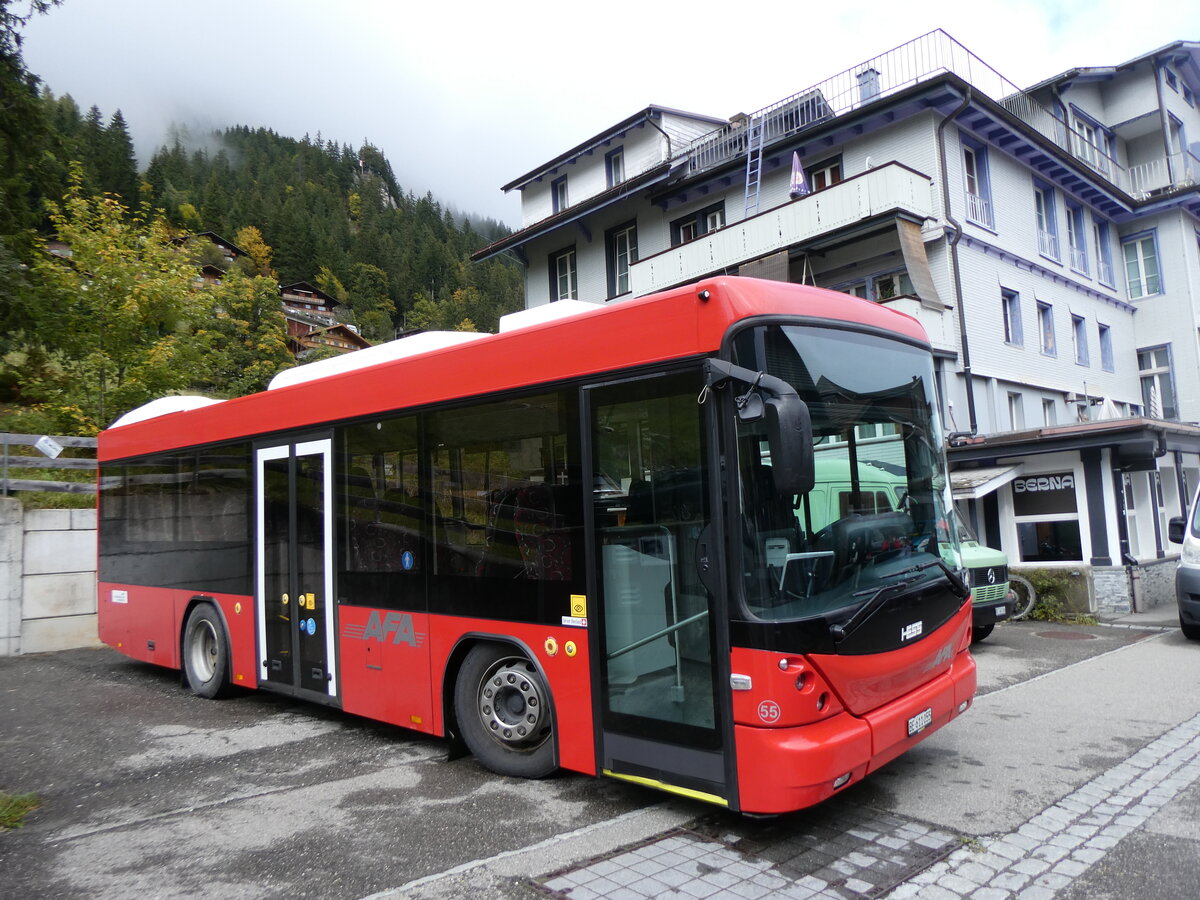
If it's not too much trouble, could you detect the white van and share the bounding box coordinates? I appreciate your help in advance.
[1167,486,1200,641]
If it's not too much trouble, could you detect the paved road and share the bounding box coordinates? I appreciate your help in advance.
[2,618,1197,899]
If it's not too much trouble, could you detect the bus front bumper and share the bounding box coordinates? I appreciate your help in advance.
[734,648,976,815]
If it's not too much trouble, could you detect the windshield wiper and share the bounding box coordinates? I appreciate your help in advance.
[830,580,911,642]
[829,558,969,643]
[872,557,970,599]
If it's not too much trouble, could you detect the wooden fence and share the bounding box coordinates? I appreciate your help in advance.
[1,433,98,495]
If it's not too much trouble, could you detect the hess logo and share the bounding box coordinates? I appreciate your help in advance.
[900,621,924,642]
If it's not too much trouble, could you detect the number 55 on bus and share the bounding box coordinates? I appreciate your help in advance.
[97,276,976,815]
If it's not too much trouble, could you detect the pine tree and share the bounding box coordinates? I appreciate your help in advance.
[103,109,139,202]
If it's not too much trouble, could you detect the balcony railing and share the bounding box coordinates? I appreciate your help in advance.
[964,191,992,227]
[1037,229,1059,259]
[678,28,1195,202]
[1097,258,1115,286]
[1069,246,1089,274]
[630,163,934,297]
[1128,151,1200,197]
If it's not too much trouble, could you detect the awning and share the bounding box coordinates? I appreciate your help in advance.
[897,219,943,310]
[951,464,1025,500]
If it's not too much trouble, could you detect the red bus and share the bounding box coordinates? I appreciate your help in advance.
[97,276,975,815]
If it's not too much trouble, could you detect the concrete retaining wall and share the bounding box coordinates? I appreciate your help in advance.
[0,497,99,655]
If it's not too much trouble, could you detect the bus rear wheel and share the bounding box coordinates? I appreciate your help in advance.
[455,644,556,779]
[183,604,233,699]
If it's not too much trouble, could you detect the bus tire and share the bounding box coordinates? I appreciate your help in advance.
[454,644,556,779]
[183,604,233,699]
[971,623,994,643]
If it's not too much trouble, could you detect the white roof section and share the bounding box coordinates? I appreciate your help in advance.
[951,464,1025,500]
[498,299,604,333]
[109,396,224,428]
[268,331,489,391]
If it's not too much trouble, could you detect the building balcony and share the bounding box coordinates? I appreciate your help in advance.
[964,191,992,228]
[1037,229,1059,259]
[678,28,1193,207]
[1128,150,1200,198]
[631,162,934,297]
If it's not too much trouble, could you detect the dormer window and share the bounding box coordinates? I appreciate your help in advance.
[552,176,569,213]
[606,148,625,188]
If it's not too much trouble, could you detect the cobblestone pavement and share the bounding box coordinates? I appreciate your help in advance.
[530,626,1200,900]
[534,709,1200,899]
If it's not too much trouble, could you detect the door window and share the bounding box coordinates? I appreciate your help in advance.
[591,373,719,745]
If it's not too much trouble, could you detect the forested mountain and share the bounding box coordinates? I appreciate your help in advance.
[142,126,523,338]
[0,0,524,435]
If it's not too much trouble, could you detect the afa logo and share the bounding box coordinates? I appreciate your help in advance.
[342,611,426,647]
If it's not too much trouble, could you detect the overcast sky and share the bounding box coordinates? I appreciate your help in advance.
[20,0,1199,225]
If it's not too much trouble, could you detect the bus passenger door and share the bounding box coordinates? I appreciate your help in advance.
[587,372,730,806]
[255,439,337,700]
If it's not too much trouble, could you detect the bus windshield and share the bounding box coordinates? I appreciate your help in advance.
[734,324,960,622]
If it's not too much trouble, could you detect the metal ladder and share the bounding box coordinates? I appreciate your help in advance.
[743,114,765,217]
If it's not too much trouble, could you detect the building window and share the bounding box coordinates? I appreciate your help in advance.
[551,175,568,213]
[872,270,913,300]
[836,270,912,302]
[1037,302,1056,356]
[605,148,625,188]
[550,247,577,301]
[1042,398,1057,425]
[670,202,725,247]
[1138,345,1177,419]
[1034,182,1059,259]
[1165,68,1178,91]
[1093,218,1115,286]
[1008,392,1025,430]
[1070,112,1110,174]
[1066,203,1088,274]
[962,139,993,227]
[1072,314,1089,365]
[1098,324,1113,372]
[1002,289,1023,346]
[1012,470,1083,562]
[606,221,638,298]
[1123,233,1161,298]
[808,156,843,190]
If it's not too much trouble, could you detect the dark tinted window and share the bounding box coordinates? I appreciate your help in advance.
[99,444,251,593]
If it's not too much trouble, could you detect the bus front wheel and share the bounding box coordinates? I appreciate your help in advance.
[455,644,556,779]
[183,604,233,699]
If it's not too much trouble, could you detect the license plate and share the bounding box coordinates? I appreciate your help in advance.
[995,605,1006,617]
[907,707,933,737]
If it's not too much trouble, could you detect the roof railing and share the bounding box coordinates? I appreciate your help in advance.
[682,29,1143,194]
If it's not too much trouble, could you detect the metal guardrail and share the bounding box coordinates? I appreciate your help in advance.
[1,433,98,495]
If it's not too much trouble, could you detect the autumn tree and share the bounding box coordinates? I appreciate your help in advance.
[19,165,202,430]
[194,272,293,396]
[233,225,275,277]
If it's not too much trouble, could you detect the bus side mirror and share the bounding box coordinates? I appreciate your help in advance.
[765,395,814,496]
[704,358,814,495]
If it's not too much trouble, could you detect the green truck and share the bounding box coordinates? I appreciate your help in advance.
[803,456,1015,642]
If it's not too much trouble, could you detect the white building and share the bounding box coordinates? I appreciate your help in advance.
[474,31,1200,612]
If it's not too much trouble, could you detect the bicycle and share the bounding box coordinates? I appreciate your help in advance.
[1006,573,1037,620]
